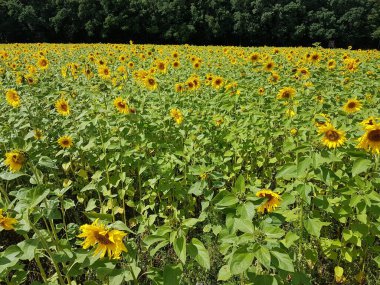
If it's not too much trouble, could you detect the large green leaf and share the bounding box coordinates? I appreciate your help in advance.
[188,238,210,270]
[271,251,294,272]
[304,218,330,238]
[230,247,255,275]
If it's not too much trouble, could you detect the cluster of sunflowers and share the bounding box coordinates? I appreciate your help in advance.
[0,43,379,284]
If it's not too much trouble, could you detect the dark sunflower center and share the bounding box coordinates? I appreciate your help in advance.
[61,104,68,111]
[267,63,273,69]
[329,61,334,66]
[94,232,113,245]
[283,91,290,98]
[158,63,164,70]
[118,102,126,108]
[368,130,380,142]
[40,60,47,66]
[62,140,69,145]
[103,69,109,75]
[368,120,374,125]
[325,130,340,141]
[347,102,356,108]
[148,79,155,85]
[215,79,221,85]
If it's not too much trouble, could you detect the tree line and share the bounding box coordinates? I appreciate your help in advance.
[1,0,379,48]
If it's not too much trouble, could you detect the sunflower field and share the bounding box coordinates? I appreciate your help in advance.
[0,43,379,285]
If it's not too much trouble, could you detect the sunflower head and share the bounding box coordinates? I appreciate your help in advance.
[55,98,70,116]
[58,136,73,149]
[343,99,362,114]
[170,108,184,125]
[145,76,158,91]
[37,57,49,69]
[357,124,380,154]
[77,219,127,259]
[277,87,296,100]
[5,89,21,108]
[0,209,18,231]
[320,124,346,149]
[256,189,281,214]
[113,97,129,114]
[4,151,26,172]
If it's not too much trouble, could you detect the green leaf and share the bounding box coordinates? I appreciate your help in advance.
[38,156,58,169]
[352,158,371,176]
[173,236,186,264]
[254,246,271,269]
[17,239,39,261]
[230,247,255,275]
[188,238,210,270]
[163,264,182,285]
[188,181,206,196]
[215,194,239,208]
[281,232,300,248]
[271,251,294,272]
[304,218,330,238]
[0,172,27,181]
[276,164,297,180]
[248,275,278,285]
[26,186,50,209]
[233,174,245,193]
[234,218,254,234]
[217,265,231,281]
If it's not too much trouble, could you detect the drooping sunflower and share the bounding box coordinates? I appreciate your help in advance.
[170,108,184,125]
[113,97,129,114]
[5,89,21,108]
[77,219,127,259]
[342,99,362,113]
[58,136,73,149]
[0,209,17,231]
[55,98,70,116]
[320,124,346,149]
[357,124,380,154]
[37,57,49,69]
[4,151,26,172]
[277,87,296,100]
[256,189,281,214]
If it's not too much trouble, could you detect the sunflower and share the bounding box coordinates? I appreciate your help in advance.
[113,97,129,114]
[249,52,260,63]
[144,76,158,91]
[175,83,184,92]
[256,189,281,214]
[98,65,111,79]
[170,108,184,125]
[155,60,167,73]
[4,151,26,172]
[263,61,275,71]
[320,124,346,149]
[55,98,70,116]
[342,99,362,113]
[357,124,380,154]
[58,136,73,149]
[172,61,180,68]
[77,219,127,259]
[212,76,224,89]
[34,129,43,140]
[5,89,21,107]
[258,87,265,95]
[327,59,336,69]
[277,87,296,100]
[360,117,377,129]
[37,57,49,69]
[0,209,17,231]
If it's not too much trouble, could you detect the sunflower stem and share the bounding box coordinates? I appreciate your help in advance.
[34,253,48,283]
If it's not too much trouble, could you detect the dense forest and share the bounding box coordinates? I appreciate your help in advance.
[0,0,379,48]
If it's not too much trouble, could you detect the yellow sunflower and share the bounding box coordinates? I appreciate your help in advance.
[342,99,362,113]
[360,117,377,129]
[175,83,184,93]
[34,129,43,140]
[77,219,127,259]
[170,108,184,125]
[144,76,158,91]
[212,76,224,89]
[4,151,26,172]
[277,87,296,100]
[113,97,129,114]
[98,65,111,79]
[0,209,17,231]
[55,98,70,116]
[320,124,346,149]
[357,124,380,154]
[263,61,275,71]
[5,89,21,108]
[256,189,281,214]
[58,136,73,149]
[37,57,49,69]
